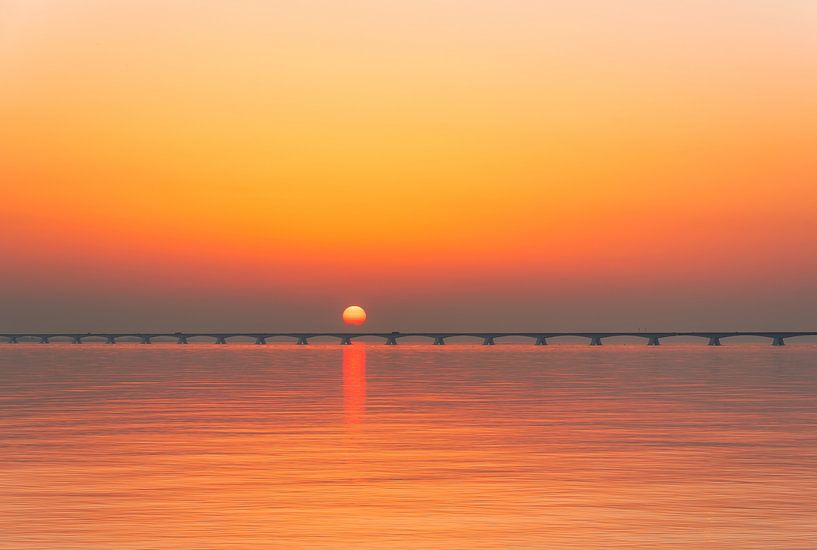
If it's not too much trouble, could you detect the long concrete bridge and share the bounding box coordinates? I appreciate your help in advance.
[1,332,815,346]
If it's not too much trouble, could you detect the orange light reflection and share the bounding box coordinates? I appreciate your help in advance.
[342,346,366,425]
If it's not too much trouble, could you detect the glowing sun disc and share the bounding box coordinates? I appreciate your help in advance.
[342,305,367,325]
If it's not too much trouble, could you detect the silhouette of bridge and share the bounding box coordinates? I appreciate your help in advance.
[1,332,815,346]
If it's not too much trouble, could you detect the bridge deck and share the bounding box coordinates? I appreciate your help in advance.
[1,332,816,345]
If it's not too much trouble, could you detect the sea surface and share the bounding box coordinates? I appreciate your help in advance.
[1,343,816,549]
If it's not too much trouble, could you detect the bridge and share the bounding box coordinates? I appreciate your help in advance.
[0,332,815,346]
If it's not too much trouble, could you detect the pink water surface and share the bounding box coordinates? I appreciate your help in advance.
[1,344,816,548]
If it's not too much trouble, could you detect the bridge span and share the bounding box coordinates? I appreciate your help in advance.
[1,332,816,346]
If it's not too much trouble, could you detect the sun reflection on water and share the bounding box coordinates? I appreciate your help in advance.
[342,346,366,425]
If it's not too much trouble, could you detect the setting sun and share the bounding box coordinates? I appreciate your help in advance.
[2,2,816,548]
[342,306,367,326]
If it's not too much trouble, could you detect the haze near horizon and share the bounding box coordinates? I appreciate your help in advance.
[2,1,816,331]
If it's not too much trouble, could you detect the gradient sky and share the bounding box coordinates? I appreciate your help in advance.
[2,1,816,332]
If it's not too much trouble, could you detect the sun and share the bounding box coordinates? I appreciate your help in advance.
[342,305,367,326]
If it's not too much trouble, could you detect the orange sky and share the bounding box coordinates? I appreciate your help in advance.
[2,1,816,331]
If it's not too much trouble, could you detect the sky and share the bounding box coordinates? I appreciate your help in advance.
[2,0,816,332]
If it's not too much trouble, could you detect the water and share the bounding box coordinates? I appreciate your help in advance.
[1,344,816,548]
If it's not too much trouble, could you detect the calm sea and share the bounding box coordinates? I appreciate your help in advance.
[1,344,816,548]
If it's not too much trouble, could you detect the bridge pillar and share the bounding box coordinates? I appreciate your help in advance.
[40,336,49,344]
[535,336,548,346]
[106,336,116,344]
[177,336,189,344]
[385,336,398,345]
[708,337,721,346]
[590,336,603,346]
[9,336,18,344]
[72,336,82,344]
[215,336,227,345]
[483,336,495,346]
[433,336,445,345]
[298,336,310,345]
[255,336,266,345]
[647,336,661,346]
[772,336,785,346]
[140,336,152,344]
